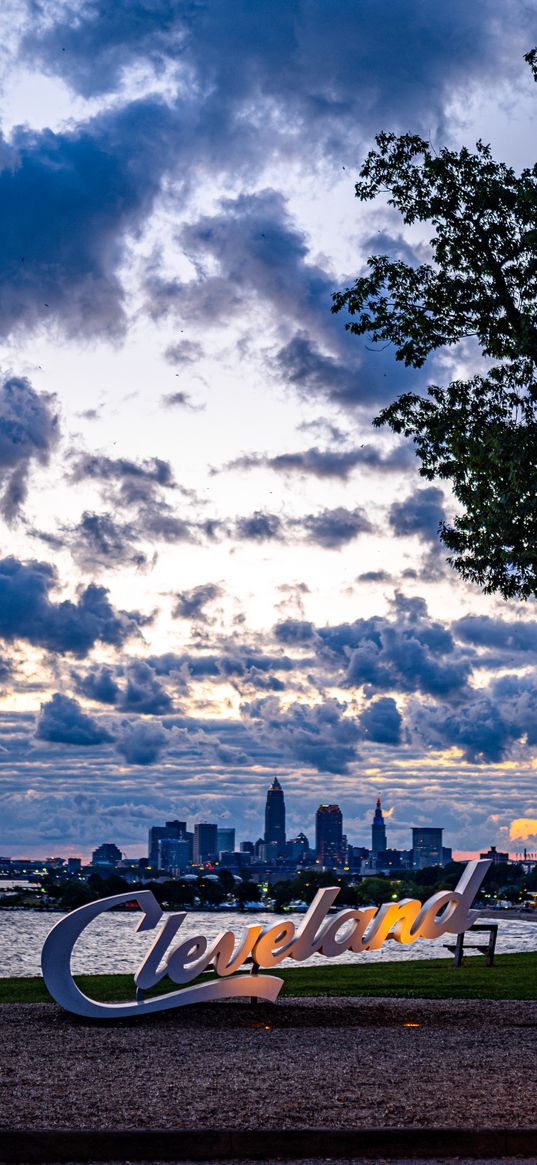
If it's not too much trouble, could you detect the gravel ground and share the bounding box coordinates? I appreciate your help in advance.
[1,998,536,1130]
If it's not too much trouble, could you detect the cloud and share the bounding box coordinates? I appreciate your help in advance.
[164,340,205,366]
[0,556,140,656]
[300,506,373,549]
[69,452,178,506]
[509,818,537,842]
[243,695,361,773]
[454,615,537,655]
[173,583,223,621]
[414,695,517,764]
[234,512,283,542]
[0,376,60,522]
[120,661,173,715]
[274,619,316,644]
[63,512,153,571]
[161,391,201,410]
[115,719,170,765]
[2,1,530,351]
[74,660,173,714]
[221,442,414,481]
[359,696,402,745]
[74,665,120,706]
[25,1,526,139]
[0,98,177,338]
[319,594,472,698]
[389,487,446,544]
[356,570,393,583]
[36,693,113,746]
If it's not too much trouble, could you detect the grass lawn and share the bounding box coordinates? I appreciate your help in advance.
[1,951,536,1003]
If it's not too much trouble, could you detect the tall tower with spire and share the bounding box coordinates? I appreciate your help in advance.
[264,777,286,854]
[371,796,387,863]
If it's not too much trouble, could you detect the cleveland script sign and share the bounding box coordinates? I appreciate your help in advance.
[41,858,491,1018]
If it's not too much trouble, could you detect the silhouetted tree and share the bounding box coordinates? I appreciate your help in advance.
[333,54,537,599]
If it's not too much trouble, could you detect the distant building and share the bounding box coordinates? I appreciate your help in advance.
[264,777,286,855]
[66,857,82,876]
[193,822,218,864]
[412,827,444,870]
[217,828,235,854]
[240,841,254,854]
[316,804,343,865]
[286,833,309,861]
[148,820,187,868]
[159,837,191,873]
[480,845,508,864]
[92,843,122,867]
[371,797,387,864]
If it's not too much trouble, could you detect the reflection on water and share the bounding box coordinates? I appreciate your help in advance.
[1,907,536,977]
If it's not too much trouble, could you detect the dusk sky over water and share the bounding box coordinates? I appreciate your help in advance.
[1,1,537,860]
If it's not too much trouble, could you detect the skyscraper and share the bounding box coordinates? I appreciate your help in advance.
[371,797,387,861]
[264,777,286,854]
[148,819,186,868]
[316,804,343,865]
[193,822,218,864]
[412,826,444,870]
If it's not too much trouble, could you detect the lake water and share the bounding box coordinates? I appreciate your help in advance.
[1,907,536,977]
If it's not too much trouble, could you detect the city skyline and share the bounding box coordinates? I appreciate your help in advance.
[0,4,536,861]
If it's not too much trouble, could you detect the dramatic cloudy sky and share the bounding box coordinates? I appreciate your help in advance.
[1,0,536,860]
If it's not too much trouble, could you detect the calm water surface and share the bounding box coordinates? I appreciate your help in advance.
[1,907,536,976]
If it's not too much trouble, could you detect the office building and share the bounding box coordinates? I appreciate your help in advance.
[92,843,122,866]
[148,820,186,868]
[217,828,235,854]
[159,838,191,873]
[371,797,387,862]
[264,777,286,855]
[316,804,343,865]
[193,822,218,864]
[412,826,444,870]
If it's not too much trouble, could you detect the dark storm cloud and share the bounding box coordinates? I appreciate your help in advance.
[74,660,172,714]
[25,1,527,137]
[359,696,402,746]
[120,661,173,715]
[414,696,517,764]
[221,441,414,480]
[389,488,447,544]
[243,695,362,774]
[36,693,113,746]
[3,1,530,348]
[0,376,60,522]
[454,615,537,655]
[319,595,472,698]
[0,556,139,656]
[173,583,223,621]
[74,665,120,706]
[115,719,170,765]
[0,98,177,338]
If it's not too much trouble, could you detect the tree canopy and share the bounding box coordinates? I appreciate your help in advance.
[332,58,537,599]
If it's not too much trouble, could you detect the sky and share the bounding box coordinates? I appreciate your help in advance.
[0,0,537,862]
